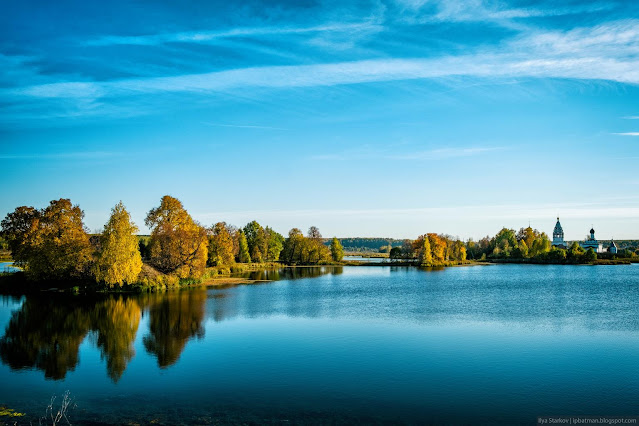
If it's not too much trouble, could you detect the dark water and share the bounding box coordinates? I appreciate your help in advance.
[1,264,639,425]
[343,255,389,263]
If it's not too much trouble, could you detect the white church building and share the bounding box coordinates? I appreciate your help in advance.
[580,227,604,253]
[551,217,606,253]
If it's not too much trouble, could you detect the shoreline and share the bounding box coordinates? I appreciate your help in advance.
[1,259,636,296]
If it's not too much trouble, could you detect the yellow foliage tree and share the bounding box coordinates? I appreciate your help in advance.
[427,233,446,263]
[207,222,235,266]
[94,202,143,287]
[145,196,208,279]
[1,199,92,280]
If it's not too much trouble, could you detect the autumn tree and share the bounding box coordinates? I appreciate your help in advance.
[145,196,208,279]
[529,232,551,257]
[420,236,432,266]
[237,230,251,263]
[207,222,235,266]
[94,202,143,287]
[1,199,92,280]
[303,226,330,264]
[283,228,304,264]
[427,233,446,263]
[517,226,539,249]
[512,240,529,258]
[330,237,344,261]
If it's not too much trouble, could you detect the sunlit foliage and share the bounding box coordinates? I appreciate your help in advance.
[1,199,92,280]
[207,222,235,266]
[237,230,251,263]
[330,237,344,261]
[145,196,208,279]
[94,202,143,287]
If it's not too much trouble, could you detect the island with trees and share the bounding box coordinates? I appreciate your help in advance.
[1,196,637,294]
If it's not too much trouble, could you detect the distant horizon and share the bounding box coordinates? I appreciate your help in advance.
[2,0,638,241]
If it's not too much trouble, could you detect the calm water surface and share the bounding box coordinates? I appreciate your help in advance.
[1,264,639,424]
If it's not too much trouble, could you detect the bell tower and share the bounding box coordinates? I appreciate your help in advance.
[552,217,566,248]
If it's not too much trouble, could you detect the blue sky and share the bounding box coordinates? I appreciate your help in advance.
[1,0,638,240]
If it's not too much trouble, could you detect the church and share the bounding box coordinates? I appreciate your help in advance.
[580,227,604,253]
[551,217,567,249]
[551,217,605,253]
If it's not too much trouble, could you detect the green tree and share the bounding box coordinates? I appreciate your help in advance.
[389,246,402,261]
[243,221,266,263]
[94,202,143,287]
[517,226,539,249]
[547,247,567,262]
[512,240,529,259]
[282,228,304,264]
[265,227,284,261]
[330,237,344,261]
[145,196,208,279]
[584,248,597,262]
[493,228,517,257]
[530,232,551,257]
[237,230,251,263]
[568,242,584,262]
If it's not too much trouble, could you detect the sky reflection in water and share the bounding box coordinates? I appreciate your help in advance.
[1,264,638,424]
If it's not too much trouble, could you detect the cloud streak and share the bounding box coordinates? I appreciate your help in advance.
[84,22,383,46]
[612,132,639,136]
[7,19,638,106]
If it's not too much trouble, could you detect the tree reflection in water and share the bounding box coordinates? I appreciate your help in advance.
[0,267,337,381]
[0,296,91,380]
[142,290,206,368]
[0,290,207,381]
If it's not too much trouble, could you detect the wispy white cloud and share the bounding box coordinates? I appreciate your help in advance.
[311,145,504,161]
[195,201,639,226]
[612,132,639,136]
[391,146,504,160]
[203,122,289,130]
[84,22,383,46]
[4,17,639,123]
[394,0,615,26]
[0,151,122,160]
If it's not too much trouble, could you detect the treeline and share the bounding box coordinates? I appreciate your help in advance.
[0,196,345,289]
[465,226,637,263]
[332,238,403,253]
[389,234,468,266]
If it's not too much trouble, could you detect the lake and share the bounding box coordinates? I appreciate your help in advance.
[1,264,639,424]
[343,255,389,263]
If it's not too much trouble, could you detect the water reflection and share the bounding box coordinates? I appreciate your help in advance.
[0,296,91,380]
[0,267,339,381]
[236,266,343,281]
[143,291,206,368]
[91,298,141,381]
[0,291,207,381]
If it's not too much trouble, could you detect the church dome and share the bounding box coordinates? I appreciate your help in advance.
[590,227,595,234]
[553,218,563,235]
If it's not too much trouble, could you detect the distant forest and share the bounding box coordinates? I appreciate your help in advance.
[324,238,405,253]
